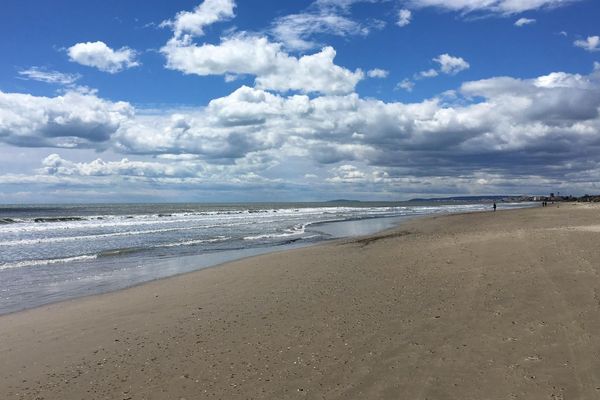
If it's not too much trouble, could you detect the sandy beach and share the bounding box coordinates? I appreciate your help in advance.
[1,204,600,399]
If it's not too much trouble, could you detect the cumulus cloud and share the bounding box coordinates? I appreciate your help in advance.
[397,9,412,27]
[160,0,235,38]
[460,72,600,126]
[161,35,363,95]
[326,164,396,184]
[410,54,468,87]
[68,41,139,73]
[434,54,470,75]
[0,89,132,148]
[114,86,302,161]
[164,67,600,185]
[5,63,600,198]
[574,36,600,52]
[405,0,581,15]
[515,17,536,27]
[41,154,200,178]
[159,1,365,95]
[367,68,389,78]
[7,67,600,175]
[17,67,81,85]
[327,164,366,181]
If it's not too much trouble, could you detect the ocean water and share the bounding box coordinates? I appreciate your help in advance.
[0,202,532,314]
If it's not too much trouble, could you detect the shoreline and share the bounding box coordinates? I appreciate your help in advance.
[0,213,406,316]
[0,205,517,316]
[3,204,599,399]
[2,209,433,317]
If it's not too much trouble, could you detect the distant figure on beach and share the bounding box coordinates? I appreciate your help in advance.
[493,202,497,212]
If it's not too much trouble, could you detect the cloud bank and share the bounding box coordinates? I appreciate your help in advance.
[3,65,600,198]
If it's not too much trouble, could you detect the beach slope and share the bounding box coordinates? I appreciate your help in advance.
[1,204,600,399]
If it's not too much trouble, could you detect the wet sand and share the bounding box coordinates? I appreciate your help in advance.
[1,203,600,399]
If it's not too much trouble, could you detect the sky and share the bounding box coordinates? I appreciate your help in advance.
[1,0,600,203]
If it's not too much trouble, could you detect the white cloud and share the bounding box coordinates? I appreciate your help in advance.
[326,164,394,184]
[114,86,303,160]
[314,0,379,11]
[160,1,365,94]
[267,0,386,51]
[327,164,366,181]
[271,12,368,51]
[68,41,139,73]
[41,154,200,178]
[396,79,415,91]
[434,54,470,75]
[533,71,592,89]
[5,65,600,199]
[7,68,600,174]
[17,67,81,85]
[405,0,581,15]
[367,68,389,78]
[417,68,439,79]
[397,9,412,27]
[0,89,132,148]
[515,17,536,27]
[160,0,235,39]
[574,36,600,52]
[413,56,468,81]
[161,35,363,95]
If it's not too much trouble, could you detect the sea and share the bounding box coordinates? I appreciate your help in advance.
[0,201,534,315]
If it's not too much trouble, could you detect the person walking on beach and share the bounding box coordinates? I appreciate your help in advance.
[493,202,497,212]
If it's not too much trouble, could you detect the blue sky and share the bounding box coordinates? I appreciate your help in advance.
[1,0,600,202]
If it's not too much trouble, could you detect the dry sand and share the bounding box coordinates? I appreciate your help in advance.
[1,204,600,399]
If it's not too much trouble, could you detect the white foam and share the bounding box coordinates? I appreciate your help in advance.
[243,224,306,240]
[0,254,98,270]
[0,225,214,247]
[161,236,231,247]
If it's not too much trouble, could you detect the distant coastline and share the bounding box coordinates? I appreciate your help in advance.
[410,194,600,203]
